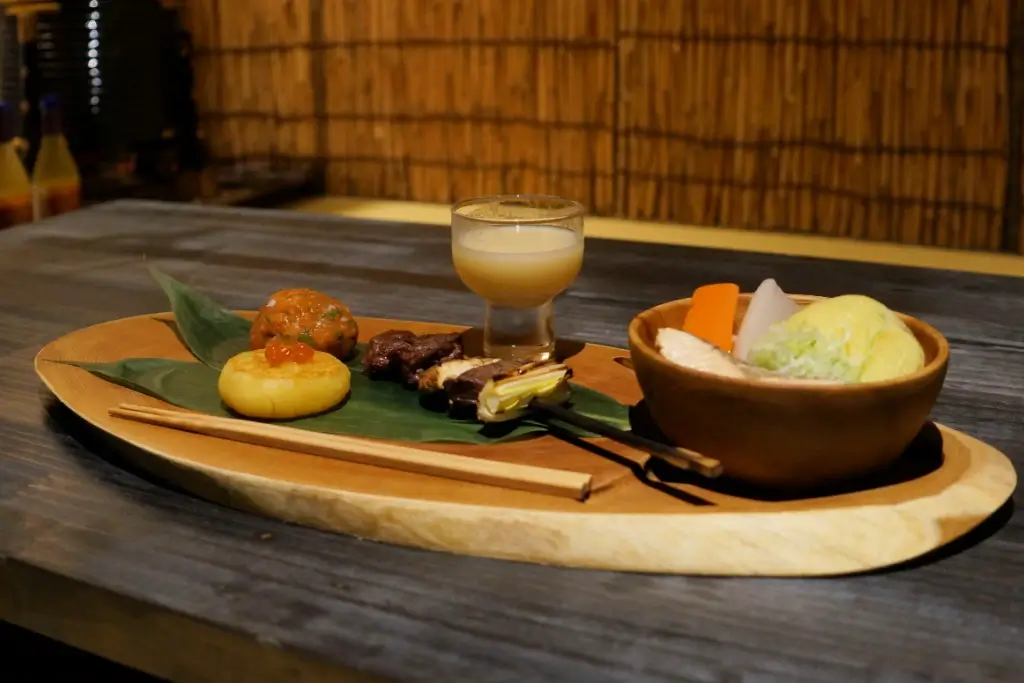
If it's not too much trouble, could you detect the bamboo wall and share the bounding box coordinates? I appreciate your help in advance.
[181,0,1020,253]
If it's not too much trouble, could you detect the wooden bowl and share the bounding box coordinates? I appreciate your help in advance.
[627,295,950,490]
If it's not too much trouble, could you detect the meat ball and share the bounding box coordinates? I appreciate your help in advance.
[249,288,359,360]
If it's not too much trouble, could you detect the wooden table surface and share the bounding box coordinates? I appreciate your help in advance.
[1,200,1021,683]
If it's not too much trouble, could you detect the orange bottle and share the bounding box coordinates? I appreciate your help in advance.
[0,103,33,229]
[32,94,81,221]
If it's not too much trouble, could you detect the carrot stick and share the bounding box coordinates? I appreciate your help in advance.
[683,283,740,352]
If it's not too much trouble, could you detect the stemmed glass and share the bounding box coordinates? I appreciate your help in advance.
[451,194,585,362]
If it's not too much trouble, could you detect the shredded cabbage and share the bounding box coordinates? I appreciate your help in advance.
[746,295,925,384]
[748,323,858,382]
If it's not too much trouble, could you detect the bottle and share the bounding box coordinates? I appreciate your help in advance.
[32,94,81,220]
[0,103,33,229]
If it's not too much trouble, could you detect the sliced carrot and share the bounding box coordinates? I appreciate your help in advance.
[683,283,740,352]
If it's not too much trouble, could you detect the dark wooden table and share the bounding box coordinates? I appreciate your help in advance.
[1,200,1021,683]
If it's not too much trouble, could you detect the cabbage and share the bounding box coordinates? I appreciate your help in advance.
[747,295,925,383]
[747,323,857,382]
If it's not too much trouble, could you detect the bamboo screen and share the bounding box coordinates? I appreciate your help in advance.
[182,0,1018,253]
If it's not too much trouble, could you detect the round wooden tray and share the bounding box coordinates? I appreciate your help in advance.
[35,313,1017,576]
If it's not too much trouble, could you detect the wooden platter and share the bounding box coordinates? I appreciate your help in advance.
[35,314,1017,577]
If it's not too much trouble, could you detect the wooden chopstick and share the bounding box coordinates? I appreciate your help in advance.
[530,399,723,479]
[109,404,592,501]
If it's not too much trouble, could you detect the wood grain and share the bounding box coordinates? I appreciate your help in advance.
[290,197,1024,278]
[630,294,950,487]
[2,200,1024,682]
[184,0,1012,251]
[35,313,1014,576]
[108,403,594,501]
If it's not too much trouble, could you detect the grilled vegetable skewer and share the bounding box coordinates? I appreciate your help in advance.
[418,354,722,477]
[476,361,573,423]
[394,333,722,479]
[417,355,573,422]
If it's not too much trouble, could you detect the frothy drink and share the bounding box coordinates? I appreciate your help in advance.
[452,225,583,308]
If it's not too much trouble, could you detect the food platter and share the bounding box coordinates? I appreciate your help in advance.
[35,306,1017,577]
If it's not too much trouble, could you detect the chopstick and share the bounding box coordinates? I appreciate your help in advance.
[109,404,592,501]
[530,399,723,479]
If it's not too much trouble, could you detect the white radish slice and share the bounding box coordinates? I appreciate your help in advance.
[734,278,800,361]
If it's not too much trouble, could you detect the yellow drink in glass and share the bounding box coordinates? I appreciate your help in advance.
[451,195,585,361]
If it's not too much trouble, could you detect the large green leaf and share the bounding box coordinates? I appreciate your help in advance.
[566,385,632,431]
[68,357,629,443]
[149,265,251,369]
[69,358,226,413]
[67,266,634,444]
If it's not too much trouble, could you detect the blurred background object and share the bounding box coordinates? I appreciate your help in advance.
[0,0,1020,252]
[179,0,1022,255]
[0,0,314,218]
[31,92,80,219]
[0,99,32,226]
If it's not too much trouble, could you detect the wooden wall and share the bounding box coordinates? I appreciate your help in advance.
[181,0,1019,253]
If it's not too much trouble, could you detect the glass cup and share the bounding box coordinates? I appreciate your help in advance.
[451,194,585,362]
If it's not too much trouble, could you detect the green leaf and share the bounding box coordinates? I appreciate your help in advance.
[67,354,632,444]
[149,265,251,369]
[69,358,227,413]
[566,384,633,431]
[96,265,635,444]
[69,357,534,443]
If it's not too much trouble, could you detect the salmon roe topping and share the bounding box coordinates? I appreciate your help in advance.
[264,338,315,367]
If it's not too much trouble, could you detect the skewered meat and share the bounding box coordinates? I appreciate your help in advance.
[397,333,464,383]
[365,329,574,423]
[443,360,521,413]
[363,330,418,376]
[363,329,464,385]
[417,356,573,421]
[417,357,500,393]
